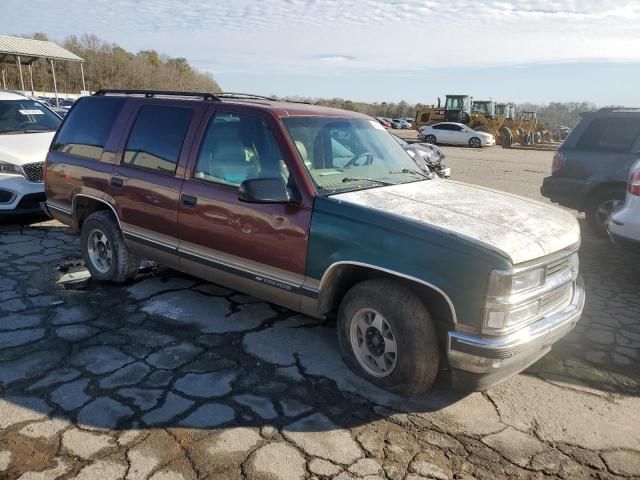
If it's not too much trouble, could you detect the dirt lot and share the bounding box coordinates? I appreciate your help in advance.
[0,145,639,480]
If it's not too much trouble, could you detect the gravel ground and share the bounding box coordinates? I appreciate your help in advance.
[0,145,639,480]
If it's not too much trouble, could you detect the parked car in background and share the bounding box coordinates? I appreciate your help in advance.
[553,125,571,142]
[608,159,640,251]
[59,99,75,110]
[542,108,640,235]
[0,90,62,216]
[391,119,411,129]
[45,90,584,396]
[391,133,450,178]
[375,117,391,128]
[419,122,495,148]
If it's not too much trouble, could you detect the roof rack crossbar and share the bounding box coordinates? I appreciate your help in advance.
[215,92,278,101]
[598,107,640,112]
[93,89,221,101]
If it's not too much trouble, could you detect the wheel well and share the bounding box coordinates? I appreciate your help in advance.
[73,196,114,230]
[318,264,456,333]
[581,181,627,211]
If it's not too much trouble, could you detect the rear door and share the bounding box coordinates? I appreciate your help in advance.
[177,105,313,310]
[448,124,465,145]
[109,99,206,267]
[562,115,640,198]
[435,124,453,143]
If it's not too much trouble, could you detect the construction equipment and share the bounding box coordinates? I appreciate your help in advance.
[414,95,472,129]
[469,100,511,146]
[415,96,513,146]
[414,96,551,147]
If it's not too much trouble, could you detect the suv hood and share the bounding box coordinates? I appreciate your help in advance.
[332,180,580,264]
[0,131,55,166]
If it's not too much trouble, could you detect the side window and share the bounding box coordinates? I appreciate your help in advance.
[52,97,124,160]
[123,105,192,173]
[449,125,462,131]
[432,124,443,130]
[576,117,640,153]
[194,112,289,186]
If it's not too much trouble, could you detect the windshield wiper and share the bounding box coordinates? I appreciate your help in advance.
[340,177,396,186]
[0,129,54,135]
[388,168,431,180]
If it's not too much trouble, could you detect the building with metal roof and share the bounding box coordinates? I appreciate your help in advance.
[0,35,85,105]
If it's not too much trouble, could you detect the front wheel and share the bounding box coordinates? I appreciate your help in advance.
[337,279,440,396]
[469,137,482,148]
[81,210,140,282]
[424,134,437,144]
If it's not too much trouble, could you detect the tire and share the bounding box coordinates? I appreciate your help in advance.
[473,125,491,135]
[81,210,140,282]
[469,137,482,148]
[424,134,437,144]
[499,127,513,148]
[337,279,439,396]
[585,189,626,237]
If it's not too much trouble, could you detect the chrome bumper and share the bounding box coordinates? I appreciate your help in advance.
[447,276,585,391]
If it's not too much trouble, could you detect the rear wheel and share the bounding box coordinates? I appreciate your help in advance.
[81,210,140,282]
[424,134,437,144]
[469,137,482,148]
[337,279,440,396]
[499,127,513,147]
[585,189,626,236]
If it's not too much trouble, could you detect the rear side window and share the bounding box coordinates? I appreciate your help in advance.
[52,97,124,160]
[124,105,192,174]
[576,117,640,153]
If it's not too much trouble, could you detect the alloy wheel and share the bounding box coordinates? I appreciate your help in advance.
[87,228,113,274]
[349,308,398,378]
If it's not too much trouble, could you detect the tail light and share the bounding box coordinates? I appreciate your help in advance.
[629,169,640,196]
[552,150,564,173]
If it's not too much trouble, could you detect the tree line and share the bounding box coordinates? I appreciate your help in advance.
[1,33,220,94]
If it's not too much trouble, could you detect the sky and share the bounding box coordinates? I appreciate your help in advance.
[3,0,640,105]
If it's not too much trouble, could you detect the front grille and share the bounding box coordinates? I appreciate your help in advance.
[546,257,570,278]
[540,283,573,316]
[21,162,44,183]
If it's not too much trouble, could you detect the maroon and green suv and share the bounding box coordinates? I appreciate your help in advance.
[45,90,585,396]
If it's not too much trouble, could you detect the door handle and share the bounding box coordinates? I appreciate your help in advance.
[181,194,197,207]
[111,176,124,187]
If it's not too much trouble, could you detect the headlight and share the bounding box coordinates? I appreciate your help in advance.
[483,253,579,334]
[488,267,545,297]
[0,161,23,176]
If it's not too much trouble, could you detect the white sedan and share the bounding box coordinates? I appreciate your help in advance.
[608,159,640,252]
[419,122,495,148]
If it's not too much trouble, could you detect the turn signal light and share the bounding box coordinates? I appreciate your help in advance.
[629,170,640,196]
[552,150,564,173]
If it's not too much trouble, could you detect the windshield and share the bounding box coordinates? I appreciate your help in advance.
[282,117,427,194]
[0,100,61,134]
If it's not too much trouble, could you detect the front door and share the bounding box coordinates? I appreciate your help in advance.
[109,99,205,267]
[177,107,312,310]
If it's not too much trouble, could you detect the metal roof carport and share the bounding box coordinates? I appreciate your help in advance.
[0,35,85,106]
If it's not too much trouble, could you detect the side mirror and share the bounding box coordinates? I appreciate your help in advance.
[238,178,298,204]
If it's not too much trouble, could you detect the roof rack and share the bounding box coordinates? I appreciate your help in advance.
[598,107,640,112]
[215,92,278,101]
[93,89,220,101]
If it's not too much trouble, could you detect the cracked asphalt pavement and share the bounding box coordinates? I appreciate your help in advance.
[1,146,639,480]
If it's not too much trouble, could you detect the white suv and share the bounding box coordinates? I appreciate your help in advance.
[609,159,640,252]
[0,91,61,216]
